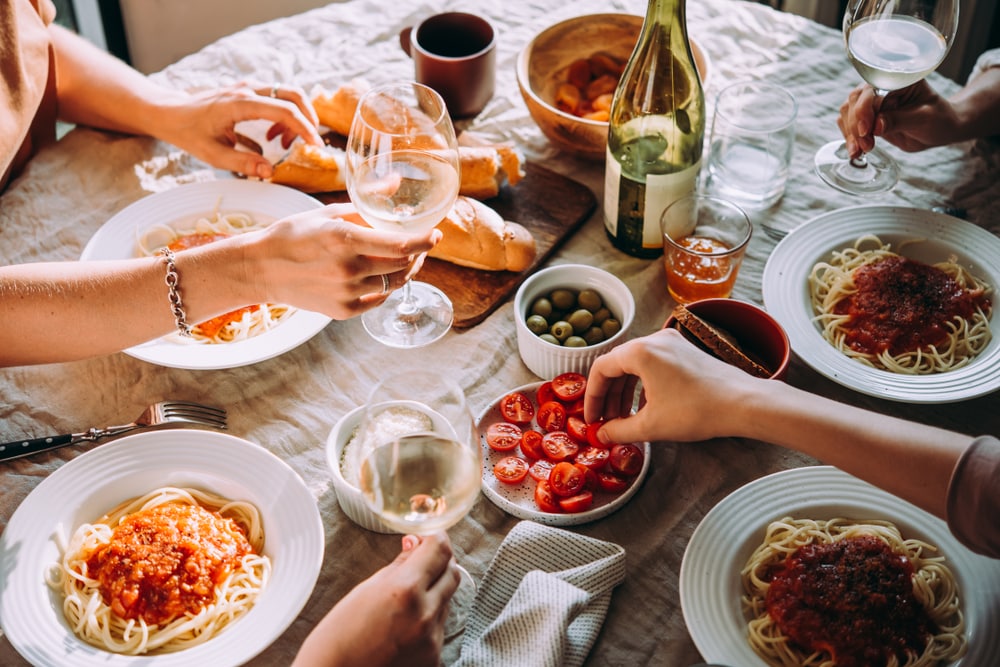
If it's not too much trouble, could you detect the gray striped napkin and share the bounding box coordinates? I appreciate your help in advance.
[455,520,626,667]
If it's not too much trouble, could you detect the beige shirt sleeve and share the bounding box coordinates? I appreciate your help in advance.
[1,0,58,191]
[946,435,1000,559]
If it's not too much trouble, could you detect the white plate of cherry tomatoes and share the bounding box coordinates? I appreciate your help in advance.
[477,372,650,526]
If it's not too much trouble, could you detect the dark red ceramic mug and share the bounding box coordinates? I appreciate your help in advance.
[399,12,496,118]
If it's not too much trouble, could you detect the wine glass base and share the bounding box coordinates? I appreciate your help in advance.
[362,281,454,348]
[444,564,477,640]
[814,140,899,195]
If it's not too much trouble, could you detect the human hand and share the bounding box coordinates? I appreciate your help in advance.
[292,532,460,667]
[158,81,324,179]
[837,81,957,159]
[242,203,442,320]
[584,328,763,444]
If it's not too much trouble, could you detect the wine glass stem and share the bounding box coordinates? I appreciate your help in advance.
[397,279,418,317]
[850,87,889,170]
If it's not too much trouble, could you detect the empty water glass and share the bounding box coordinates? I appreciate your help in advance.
[705,80,797,211]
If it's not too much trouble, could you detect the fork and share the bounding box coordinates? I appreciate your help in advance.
[0,401,227,463]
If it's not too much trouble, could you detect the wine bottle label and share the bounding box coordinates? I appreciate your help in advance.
[604,151,701,256]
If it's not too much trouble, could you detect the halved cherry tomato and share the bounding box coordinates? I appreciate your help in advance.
[541,431,579,461]
[575,446,610,471]
[596,470,631,493]
[586,419,611,449]
[534,480,562,513]
[500,391,534,424]
[565,398,585,418]
[609,443,644,476]
[493,456,529,484]
[551,372,587,401]
[486,422,522,451]
[566,415,589,444]
[528,458,556,482]
[558,490,594,513]
[536,381,558,407]
[573,462,599,491]
[520,429,545,460]
[548,461,585,497]
[536,401,567,432]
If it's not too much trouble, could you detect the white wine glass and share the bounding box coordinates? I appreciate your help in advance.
[345,82,461,347]
[815,0,959,194]
[356,370,481,637]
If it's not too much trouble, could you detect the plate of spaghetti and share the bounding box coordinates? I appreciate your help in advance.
[80,179,331,369]
[0,429,324,666]
[679,466,1000,667]
[762,205,999,402]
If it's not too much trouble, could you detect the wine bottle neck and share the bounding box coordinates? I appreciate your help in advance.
[645,0,686,28]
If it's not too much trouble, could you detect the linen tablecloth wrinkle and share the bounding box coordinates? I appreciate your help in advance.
[2,1,998,666]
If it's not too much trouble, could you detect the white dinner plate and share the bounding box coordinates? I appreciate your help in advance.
[80,180,330,370]
[0,429,324,667]
[477,382,650,527]
[679,466,1000,666]
[762,205,1000,403]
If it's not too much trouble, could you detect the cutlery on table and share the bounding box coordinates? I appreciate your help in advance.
[0,401,227,462]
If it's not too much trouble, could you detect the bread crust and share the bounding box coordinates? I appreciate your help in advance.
[270,143,346,193]
[428,196,536,272]
[669,305,773,378]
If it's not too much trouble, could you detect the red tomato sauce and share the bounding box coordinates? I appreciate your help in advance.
[764,534,934,667]
[86,503,252,625]
[835,256,990,356]
[167,232,255,337]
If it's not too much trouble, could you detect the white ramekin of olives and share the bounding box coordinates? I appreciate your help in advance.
[514,263,636,380]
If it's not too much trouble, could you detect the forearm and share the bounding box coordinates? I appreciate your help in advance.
[949,67,1000,142]
[0,243,257,366]
[736,380,971,519]
[48,25,185,139]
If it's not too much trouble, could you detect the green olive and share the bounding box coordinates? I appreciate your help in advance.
[567,309,594,334]
[526,314,550,335]
[564,336,588,348]
[583,326,606,345]
[601,318,622,338]
[550,320,573,342]
[531,297,553,319]
[577,288,603,312]
[550,288,576,311]
[592,307,612,325]
[539,333,560,346]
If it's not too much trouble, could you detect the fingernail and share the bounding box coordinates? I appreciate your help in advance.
[402,535,418,551]
[596,425,611,445]
[256,163,272,179]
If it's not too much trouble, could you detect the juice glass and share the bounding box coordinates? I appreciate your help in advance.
[660,194,752,304]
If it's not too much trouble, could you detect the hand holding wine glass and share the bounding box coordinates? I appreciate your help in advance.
[815,0,959,195]
[356,369,481,636]
[346,82,461,347]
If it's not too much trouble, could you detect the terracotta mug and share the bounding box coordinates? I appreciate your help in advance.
[399,12,496,118]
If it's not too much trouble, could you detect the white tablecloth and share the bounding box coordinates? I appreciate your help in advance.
[2,1,998,665]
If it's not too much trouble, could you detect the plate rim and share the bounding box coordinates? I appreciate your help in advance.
[79,180,331,370]
[762,204,1000,403]
[476,380,651,527]
[0,429,325,666]
[679,464,1000,666]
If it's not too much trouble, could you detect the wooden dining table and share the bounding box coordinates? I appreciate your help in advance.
[2,0,998,665]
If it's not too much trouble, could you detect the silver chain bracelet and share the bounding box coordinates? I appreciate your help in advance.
[158,248,193,338]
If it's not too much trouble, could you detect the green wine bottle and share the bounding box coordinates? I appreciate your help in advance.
[604,0,706,258]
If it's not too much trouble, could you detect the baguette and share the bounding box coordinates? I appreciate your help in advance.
[428,196,536,272]
[668,305,773,378]
[311,80,370,137]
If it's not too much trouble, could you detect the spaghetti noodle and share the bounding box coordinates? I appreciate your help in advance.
[47,487,270,655]
[742,517,966,667]
[808,235,991,374]
[137,210,294,344]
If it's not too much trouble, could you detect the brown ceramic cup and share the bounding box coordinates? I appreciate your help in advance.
[399,12,496,118]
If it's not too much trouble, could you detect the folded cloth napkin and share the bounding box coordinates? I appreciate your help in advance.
[455,520,626,667]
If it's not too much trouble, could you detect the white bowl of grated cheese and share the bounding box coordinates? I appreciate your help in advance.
[325,403,435,533]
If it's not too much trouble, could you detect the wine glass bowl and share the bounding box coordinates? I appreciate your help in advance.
[345,82,461,347]
[815,0,959,195]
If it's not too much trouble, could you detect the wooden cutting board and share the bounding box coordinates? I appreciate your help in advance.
[319,161,597,328]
